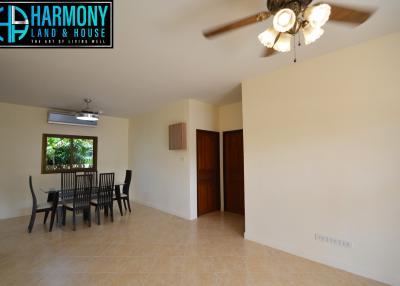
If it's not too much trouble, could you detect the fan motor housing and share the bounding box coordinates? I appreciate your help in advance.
[267,0,312,14]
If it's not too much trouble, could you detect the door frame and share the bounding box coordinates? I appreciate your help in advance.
[196,129,221,217]
[223,129,244,215]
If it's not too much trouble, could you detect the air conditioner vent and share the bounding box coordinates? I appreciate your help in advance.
[47,110,97,127]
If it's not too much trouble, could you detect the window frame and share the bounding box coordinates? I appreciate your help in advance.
[41,133,98,174]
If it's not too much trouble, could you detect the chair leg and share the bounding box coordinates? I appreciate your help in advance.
[123,199,127,211]
[126,198,132,213]
[115,185,123,216]
[44,211,49,224]
[49,209,57,232]
[88,208,92,227]
[62,208,66,226]
[96,207,101,225]
[110,205,114,222]
[72,212,76,231]
[116,199,123,216]
[28,211,36,233]
[104,207,108,217]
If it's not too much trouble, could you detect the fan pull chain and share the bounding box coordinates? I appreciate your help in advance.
[293,35,297,63]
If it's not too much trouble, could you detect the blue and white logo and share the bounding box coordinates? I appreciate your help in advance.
[0,5,29,43]
[0,1,113,48]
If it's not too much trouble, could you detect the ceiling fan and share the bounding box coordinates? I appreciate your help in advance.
[76,98,101,122]
[203,0,376,59]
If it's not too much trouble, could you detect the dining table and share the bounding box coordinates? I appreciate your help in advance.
[40,182,127,222]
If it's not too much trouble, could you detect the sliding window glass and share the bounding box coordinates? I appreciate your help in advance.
[42,134,97,174]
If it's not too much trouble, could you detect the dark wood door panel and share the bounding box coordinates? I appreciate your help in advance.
[223,130,245,215]
[197,130,220,217]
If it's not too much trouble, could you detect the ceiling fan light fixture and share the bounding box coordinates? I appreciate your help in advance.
[76,112,99,122]
[273,8,297,32]
[304,4,331,28]
[258,27,279,48]
[273,32,292,52]
[302,24,324,45]
[76,98,100,122]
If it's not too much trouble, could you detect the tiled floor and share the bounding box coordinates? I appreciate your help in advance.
[0,204,386,286]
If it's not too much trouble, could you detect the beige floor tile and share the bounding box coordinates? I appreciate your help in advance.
[111,273,147,286]
[143,274,182,286]
[216,272,253,286]
[151,256,186,274]
[120,257,156,274]
[0,203,388,286]
[180,273,218,286]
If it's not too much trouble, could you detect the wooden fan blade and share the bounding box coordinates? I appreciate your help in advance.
[203,11,271,38]
[327,3,376,25]
[261,47,277,58]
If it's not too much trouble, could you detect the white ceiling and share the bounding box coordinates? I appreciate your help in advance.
[0,0,399,117]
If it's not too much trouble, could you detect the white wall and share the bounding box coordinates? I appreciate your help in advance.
[129,100,192,219]
[188,99,218,219]
[218,102,243,132]
[242,33,400,285]
[0,102,129,219]
[129,99,220,220]
[218,102,243,210]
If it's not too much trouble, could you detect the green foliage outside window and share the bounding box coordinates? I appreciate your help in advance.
[42,134,97,174]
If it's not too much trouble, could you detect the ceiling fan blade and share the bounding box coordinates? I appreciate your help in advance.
[261,47,277,58]
[327,3,376,25]
[203,11,271,38]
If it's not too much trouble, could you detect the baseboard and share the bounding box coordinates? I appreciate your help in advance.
[134,199,192,221]
[243,231,393,285]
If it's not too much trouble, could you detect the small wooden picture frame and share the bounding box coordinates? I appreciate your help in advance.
[169,123,187,150]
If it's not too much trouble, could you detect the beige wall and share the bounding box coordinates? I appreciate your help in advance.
[129,99,233,220]
[129,100,191,219]
[218,101,243,132]
[242,33,400,285]
[0,102,129,219]
[218,101,243,210]
[188,99,219,218]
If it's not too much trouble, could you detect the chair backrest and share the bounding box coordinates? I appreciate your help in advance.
[122,170,132,196]
[96,173,115,208]
[73,174,92,212]
[84,171,98,188]
[61,172,76,201]
[29,176,37,210]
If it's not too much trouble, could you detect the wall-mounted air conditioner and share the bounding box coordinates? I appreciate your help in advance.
[47,110,97,127]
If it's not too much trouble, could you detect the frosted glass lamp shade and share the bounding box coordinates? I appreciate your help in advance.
[273,32,292,52]
[303,24,324,45]
[273,8,297,32]
[258,27,279,48]
[304,4,331,28]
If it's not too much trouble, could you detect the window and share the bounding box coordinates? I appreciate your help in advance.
[41,134,97,174]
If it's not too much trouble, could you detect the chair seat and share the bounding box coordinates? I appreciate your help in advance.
[113,194,128,199]
[63,202,74,210]
[91,199,98,205]
[37,202,53,211]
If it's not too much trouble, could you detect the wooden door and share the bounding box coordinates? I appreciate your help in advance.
[223,130,244,215]
[197,130,220,217]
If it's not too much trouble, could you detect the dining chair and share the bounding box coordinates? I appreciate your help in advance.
[91,173,115,225]
[62,174,92,231]
[60,171,76,202]
[114,170,132,213]
[27,176,59,233]
[84,171,98,188]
